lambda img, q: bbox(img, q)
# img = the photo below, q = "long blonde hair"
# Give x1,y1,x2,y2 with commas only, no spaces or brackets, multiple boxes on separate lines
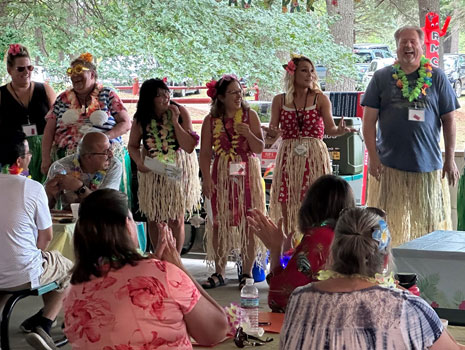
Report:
283,55,321,106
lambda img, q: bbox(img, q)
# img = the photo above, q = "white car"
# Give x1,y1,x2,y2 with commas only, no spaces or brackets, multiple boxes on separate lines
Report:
361,57,395,90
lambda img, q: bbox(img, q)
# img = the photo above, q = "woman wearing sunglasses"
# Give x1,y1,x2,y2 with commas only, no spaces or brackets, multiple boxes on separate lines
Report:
41,53,132,203
280,207,465,350
0,43,56,182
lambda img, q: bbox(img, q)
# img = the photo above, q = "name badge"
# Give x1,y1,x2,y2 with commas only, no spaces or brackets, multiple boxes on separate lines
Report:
408,108,425,122
229,162,246,176
22,124,38,137
294,144,308,156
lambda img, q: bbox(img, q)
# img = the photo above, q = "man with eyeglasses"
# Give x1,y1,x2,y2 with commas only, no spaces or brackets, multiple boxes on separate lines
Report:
44,131,122,210
0,130,72,350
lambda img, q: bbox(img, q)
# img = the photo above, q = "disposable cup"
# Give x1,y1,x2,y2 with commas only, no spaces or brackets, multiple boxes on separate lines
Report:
70,203,80,220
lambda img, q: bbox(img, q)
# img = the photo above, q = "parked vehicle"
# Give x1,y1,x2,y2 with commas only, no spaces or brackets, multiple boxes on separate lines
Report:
315,64,326,91
354,44,393,89
361,57,395,90
444,53,465,98
168,79,201,97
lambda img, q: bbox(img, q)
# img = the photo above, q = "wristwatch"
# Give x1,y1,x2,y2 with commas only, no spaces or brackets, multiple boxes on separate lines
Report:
75,184,87,195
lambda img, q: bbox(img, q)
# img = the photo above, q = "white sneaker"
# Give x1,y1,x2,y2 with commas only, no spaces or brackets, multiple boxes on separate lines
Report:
25,326,58,350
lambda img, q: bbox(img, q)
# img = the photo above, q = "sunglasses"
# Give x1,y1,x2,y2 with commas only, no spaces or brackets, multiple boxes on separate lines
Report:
15,65,34,72
67,64,90,76
234,327,273,348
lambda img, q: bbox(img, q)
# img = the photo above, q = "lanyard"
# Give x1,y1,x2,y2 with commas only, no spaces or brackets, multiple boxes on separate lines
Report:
292,89,310,133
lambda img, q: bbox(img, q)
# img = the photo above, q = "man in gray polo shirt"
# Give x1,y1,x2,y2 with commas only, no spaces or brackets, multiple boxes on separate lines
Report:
362,25,459,245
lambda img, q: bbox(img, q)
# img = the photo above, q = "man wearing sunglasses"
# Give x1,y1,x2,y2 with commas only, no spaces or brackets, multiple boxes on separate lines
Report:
44,132,122,210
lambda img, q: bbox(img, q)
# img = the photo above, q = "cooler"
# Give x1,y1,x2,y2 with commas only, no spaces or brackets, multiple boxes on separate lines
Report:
323,117,364,175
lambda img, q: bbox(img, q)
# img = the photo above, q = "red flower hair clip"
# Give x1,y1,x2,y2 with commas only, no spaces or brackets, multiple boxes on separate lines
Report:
283,60,296,75
8,44,21,56
206,79,218,99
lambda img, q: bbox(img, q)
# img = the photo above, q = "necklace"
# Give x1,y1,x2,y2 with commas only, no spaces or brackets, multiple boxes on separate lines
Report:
146,109,177,163
1,163,23,175
212,108,243,160
317,269,396,289
10,82,32,124
392,56,432,102
71,156,106,191
292,89,310,133
74,84,96,114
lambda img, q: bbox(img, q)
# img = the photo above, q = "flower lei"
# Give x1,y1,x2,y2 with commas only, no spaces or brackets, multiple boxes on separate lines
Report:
1,164,23,175
317,269,396,289
67,83,102,116
71,156,106,191
212,108,243,160
147,110,177,163
392,56,433,102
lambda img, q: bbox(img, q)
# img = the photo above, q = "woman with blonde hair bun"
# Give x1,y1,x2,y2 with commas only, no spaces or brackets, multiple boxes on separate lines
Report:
281,207,465,350
266,53,355,251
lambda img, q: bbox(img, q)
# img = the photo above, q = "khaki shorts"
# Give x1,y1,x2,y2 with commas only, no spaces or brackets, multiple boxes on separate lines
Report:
39,250,73,292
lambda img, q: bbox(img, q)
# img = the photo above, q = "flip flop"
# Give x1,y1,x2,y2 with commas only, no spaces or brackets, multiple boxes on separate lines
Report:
202,273,227,289
238,273,253,290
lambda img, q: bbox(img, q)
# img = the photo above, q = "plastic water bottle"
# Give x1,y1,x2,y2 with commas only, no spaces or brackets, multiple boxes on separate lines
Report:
240,278,260,335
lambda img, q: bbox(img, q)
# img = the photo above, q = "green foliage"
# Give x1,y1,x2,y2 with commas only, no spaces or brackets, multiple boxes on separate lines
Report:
0,0,353,95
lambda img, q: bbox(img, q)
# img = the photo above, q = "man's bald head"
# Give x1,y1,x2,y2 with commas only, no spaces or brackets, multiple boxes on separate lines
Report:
78,132,109,155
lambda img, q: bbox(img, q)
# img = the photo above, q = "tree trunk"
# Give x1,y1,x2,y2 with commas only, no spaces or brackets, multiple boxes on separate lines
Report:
325,0,355,91
443,6,459,54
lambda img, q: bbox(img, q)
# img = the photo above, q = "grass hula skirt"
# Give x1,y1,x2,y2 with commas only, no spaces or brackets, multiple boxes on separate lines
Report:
367,166,451,246
138,150,201,221
269,137,331,241
205,156,266,267
27,135,45,183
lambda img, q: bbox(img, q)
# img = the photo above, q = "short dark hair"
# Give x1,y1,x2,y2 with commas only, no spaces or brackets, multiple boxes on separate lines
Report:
0,130,27,167
133,78,181,131
298,175,355,231
210,76,249,118
70,189,144,284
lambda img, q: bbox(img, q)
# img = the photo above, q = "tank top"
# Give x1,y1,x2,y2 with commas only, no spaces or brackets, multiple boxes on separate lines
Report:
0,83,49,135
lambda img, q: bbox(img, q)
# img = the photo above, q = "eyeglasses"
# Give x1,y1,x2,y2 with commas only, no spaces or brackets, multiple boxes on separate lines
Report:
87,147,112,157
66,64,90,76
226,89,243,96
15,65,34,73
20,151,32,158
234,327,273,348
155,90,172,99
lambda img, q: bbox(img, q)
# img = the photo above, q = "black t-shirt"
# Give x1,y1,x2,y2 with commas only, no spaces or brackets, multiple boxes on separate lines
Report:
0,82,50,135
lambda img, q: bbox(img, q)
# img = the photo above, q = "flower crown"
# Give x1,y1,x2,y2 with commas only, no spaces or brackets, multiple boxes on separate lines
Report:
8,44,22,56
282,53,302,75
372,219,391,251
206,74,238,99
79,52,93,63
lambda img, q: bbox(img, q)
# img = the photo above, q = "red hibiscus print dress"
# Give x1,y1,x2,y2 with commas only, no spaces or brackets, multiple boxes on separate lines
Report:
64,259,200,349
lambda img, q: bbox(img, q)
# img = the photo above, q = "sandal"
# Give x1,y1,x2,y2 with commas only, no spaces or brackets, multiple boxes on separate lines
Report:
202,273,227,289
238,274,253,290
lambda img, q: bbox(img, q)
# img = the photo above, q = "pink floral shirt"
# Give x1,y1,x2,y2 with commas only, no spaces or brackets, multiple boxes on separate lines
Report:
63,259,201,350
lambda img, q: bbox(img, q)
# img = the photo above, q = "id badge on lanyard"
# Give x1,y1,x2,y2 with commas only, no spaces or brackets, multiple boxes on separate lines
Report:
22,123,38,136
408,103,425,122
229,162,246,176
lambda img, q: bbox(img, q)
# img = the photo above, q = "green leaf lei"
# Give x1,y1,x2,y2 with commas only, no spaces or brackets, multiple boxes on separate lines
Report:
392,56,433,102
149,109,176,164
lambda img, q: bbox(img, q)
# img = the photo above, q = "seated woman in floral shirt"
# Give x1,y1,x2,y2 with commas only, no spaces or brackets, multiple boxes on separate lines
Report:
63,189,228,349
248,175,355,312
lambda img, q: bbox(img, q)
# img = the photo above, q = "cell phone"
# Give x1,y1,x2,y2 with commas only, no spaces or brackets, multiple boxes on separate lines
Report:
58,218,73,224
